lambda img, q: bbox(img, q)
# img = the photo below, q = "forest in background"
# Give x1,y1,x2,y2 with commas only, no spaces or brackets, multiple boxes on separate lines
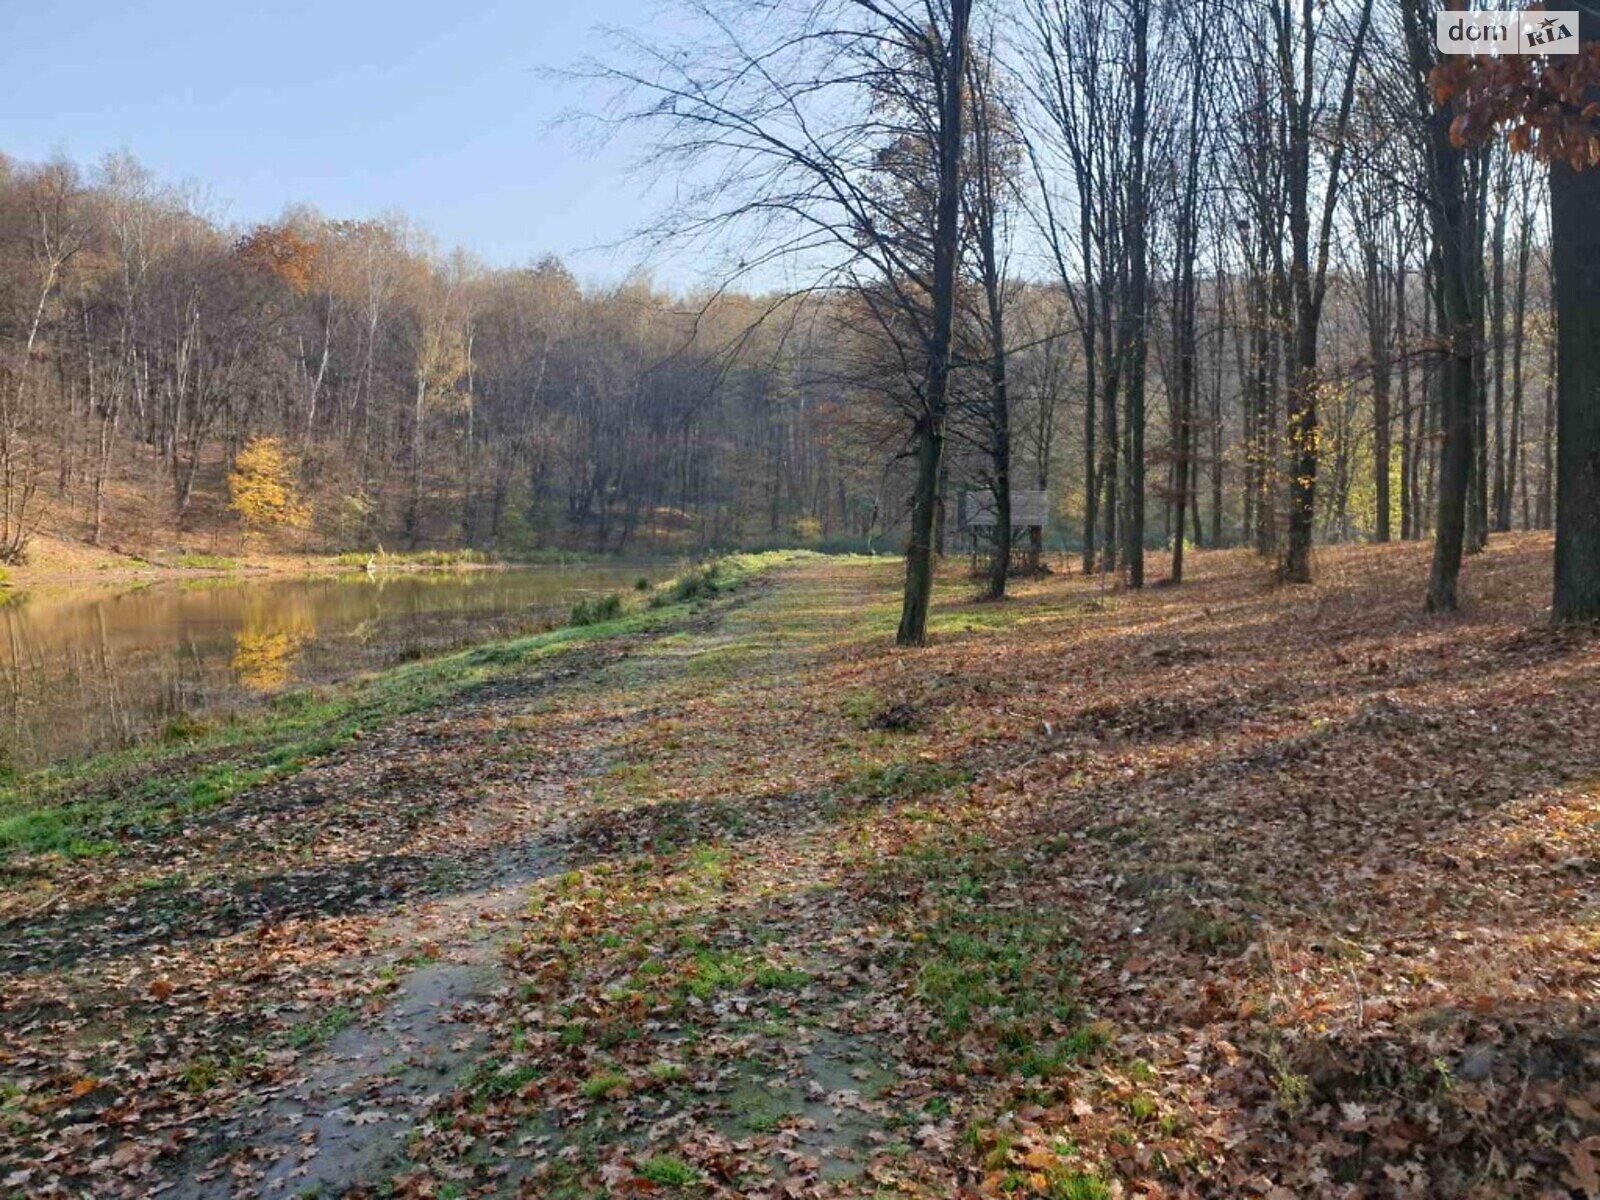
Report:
0,137,1560,564
0,159,895,560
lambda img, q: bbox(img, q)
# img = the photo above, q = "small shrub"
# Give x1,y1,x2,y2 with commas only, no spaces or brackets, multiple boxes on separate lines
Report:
1267,1043,1311,1115
570,593,623,626
790,515,823,543
162,712,217,743
634,576,651,591
229,436,311,542
648,561,723,608
333,491,378,548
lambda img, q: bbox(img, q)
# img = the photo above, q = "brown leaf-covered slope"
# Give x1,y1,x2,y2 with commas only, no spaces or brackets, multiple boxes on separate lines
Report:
2,537,1596,1199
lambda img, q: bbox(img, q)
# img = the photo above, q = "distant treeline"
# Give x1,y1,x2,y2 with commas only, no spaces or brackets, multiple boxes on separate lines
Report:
0,154,914,559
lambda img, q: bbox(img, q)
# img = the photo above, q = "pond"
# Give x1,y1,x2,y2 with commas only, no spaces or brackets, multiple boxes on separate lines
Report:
0,564,658,772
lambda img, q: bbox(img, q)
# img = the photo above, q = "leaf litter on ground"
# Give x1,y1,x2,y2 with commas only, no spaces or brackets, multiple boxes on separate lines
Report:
0,535,1596,1198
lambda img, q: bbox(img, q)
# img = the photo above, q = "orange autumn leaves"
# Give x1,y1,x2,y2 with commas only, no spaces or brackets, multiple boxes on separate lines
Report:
233,224,321,295
1434,44,1600,169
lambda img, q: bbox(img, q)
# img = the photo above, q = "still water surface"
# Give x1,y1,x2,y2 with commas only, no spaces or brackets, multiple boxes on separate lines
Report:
0,565,654,771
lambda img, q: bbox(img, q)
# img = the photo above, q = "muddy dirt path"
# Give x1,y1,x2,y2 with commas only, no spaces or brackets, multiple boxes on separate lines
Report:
172,852,560,1199
0,588,770,1200
163,608,763,1198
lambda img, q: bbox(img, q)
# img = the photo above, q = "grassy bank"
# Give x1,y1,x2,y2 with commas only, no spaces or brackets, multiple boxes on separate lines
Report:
0,551,803,862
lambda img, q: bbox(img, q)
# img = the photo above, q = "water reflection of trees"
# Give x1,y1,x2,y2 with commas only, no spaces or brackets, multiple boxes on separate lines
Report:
230,597,318,692
231,629,313,692
0,567,647,769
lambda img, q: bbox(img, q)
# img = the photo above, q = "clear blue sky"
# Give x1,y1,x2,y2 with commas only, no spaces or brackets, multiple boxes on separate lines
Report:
0,0,681,285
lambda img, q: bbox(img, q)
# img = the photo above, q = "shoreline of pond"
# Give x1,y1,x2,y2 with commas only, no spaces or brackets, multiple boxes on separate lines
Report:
0,545,684,602
0,551,799,858
0,559,700,774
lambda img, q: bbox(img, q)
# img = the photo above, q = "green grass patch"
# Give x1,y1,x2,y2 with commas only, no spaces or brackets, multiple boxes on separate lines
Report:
647,1060,686,1084
161,712,221,743
1040,1170,1114,1200
581,1069,628,1100
865,828,1085,1045
289,1005,354,1049
176,553,238,571
847,759,971,803
675,947,809,1003
469,1060,540,1099
838,687,885,726
1127,1093,1158,1123
645,551,805,609
635,1156,700,1188
913,908,1080,1036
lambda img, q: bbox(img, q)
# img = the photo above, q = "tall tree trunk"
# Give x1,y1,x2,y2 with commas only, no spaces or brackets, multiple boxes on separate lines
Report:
968,48,1012,601
1466,152,1491,553
1122,0,1150,588
1170,30,1206,582
1081,274,1098,574
986,379,1012,600
1550,5,1600,620
1367,253,1394,543
1282,316,1319,581
1506,204,1530,532
900,416,944,644
897,0,970,647
1538,327,1555,530
1489,155,1511,531
1422,252,1440,531
1102,361,1119,574
1421,113,1475,611
407,374,427,548
1210,318,1224,547
1398,258,1415,540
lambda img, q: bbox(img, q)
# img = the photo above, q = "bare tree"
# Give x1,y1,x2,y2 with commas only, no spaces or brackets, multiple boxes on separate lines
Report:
1,161,88,561
963,32,1020,599
1400,0,1476,612
589,0,973,645
1268,0,1376,583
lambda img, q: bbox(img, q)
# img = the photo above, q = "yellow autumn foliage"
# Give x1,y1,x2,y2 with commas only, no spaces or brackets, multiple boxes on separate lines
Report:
228,436,311,540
